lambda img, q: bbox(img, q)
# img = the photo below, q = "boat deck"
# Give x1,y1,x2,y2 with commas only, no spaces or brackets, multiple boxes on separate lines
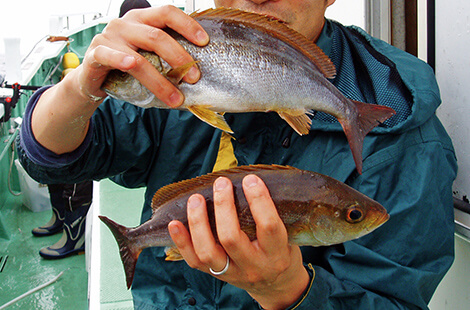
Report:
89,179,144,310
0,177,144,309
0,190,87,309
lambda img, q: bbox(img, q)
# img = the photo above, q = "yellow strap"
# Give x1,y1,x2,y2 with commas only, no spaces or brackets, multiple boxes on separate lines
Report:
291,264,315,310
212,132,238,172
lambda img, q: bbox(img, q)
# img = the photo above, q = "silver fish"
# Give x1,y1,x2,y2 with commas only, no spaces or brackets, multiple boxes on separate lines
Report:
102,8,395,174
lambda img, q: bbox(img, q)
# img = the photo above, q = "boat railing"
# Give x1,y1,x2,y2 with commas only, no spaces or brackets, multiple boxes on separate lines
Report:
3,11,111,89
49,12,105,35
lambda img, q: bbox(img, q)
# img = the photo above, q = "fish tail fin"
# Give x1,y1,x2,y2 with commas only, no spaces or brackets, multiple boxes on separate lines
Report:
98,215,142,289
353,100,396,134
340,101,396,174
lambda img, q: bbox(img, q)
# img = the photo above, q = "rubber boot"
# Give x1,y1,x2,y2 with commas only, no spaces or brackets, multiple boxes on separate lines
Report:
39,202,90,259
32,189,65,236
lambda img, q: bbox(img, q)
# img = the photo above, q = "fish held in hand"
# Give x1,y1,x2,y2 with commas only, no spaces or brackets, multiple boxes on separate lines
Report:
103,8,395,174
99,164,389,289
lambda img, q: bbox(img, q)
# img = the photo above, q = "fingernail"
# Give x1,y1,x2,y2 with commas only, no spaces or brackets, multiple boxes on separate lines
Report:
187,66,200,82
195,30,209,44
244,175,258,188
168,223,179,235
188,195,201,209
214,177,229,191
121,55,135,68
169,91,183,107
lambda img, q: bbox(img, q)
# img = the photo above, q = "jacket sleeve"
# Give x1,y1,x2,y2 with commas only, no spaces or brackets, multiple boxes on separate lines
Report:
17,90,167,186
291,118,457,309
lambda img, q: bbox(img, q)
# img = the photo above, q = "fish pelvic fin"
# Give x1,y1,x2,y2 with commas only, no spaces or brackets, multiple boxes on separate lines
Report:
340,101,396,174
166,61,199,85
188,106,234,133
277,111,313,135
165,246,184,261
98,216,142,289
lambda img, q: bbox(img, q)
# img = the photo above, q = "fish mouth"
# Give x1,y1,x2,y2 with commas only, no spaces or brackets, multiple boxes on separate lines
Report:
365,212,390,232
374,212,390,228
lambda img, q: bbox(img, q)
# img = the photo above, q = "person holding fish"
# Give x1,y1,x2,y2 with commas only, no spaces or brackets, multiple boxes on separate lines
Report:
17,0,457,309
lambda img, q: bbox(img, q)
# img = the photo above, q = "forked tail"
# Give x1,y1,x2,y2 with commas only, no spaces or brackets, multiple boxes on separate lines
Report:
339,101,396,174
99,215,142,289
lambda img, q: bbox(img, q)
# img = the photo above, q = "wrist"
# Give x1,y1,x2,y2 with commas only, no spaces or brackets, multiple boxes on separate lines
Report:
31,70,98,154
252,264,313,310
66,68,106,108
285,264,315,310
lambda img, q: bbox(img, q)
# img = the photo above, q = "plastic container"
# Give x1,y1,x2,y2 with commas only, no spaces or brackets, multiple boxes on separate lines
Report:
14,159,51,212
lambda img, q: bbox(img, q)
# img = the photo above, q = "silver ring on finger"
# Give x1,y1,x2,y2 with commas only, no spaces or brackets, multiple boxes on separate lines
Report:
209,255,230,276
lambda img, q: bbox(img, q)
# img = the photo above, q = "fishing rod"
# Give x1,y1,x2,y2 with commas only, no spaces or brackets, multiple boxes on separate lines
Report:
0,77,41,122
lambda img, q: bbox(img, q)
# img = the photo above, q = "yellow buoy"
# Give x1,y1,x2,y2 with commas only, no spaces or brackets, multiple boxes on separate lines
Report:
63,52,80,69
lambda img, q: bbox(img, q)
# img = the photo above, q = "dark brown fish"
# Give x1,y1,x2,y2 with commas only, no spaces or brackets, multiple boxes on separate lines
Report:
99,165,389,289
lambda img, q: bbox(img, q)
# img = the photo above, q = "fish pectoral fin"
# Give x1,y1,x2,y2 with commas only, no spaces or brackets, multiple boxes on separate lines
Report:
277,111,312,136
166,61,199,85
165,246,184,261
188,106,234,133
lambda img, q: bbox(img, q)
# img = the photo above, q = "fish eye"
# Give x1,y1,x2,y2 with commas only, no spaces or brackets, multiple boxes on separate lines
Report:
346,206,364,223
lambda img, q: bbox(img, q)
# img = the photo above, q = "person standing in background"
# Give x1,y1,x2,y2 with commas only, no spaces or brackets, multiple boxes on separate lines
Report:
32,181,93,259
119,0,151,18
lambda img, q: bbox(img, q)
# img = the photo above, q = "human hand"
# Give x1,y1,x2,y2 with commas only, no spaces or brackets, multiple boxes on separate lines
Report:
168,174,311,310
71,5,209,107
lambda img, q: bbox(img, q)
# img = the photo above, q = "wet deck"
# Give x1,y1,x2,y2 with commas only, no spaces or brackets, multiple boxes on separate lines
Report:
0,192,87,309
0,177,144,309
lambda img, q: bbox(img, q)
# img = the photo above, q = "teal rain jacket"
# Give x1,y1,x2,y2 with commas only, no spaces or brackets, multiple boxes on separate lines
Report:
18,19,457,309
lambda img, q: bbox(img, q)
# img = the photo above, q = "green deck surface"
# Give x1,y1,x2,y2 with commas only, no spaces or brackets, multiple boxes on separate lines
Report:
0,193,88,309
97,179,144,310
0,176,144,309
0,21,135,309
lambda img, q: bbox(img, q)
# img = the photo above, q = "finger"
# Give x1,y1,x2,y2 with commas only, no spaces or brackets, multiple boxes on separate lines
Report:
124,6,208,83
88,40,185,107
97,6,209,105
187,194,228,272
73,46,134,102
133,6,209,46
168,220,201,267
116,23,199,83
213,177,252,260
86,45,136,71
127,51,185,107
242,174,288,253
83,45,136,84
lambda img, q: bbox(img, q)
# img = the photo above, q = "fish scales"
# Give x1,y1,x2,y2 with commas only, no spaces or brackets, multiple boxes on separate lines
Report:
151,23,339,113
103,7,396,174
99,164,389,289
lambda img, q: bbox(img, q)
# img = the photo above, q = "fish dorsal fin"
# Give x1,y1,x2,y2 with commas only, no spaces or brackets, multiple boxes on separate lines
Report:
190,7,336,79
151,164,300,208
